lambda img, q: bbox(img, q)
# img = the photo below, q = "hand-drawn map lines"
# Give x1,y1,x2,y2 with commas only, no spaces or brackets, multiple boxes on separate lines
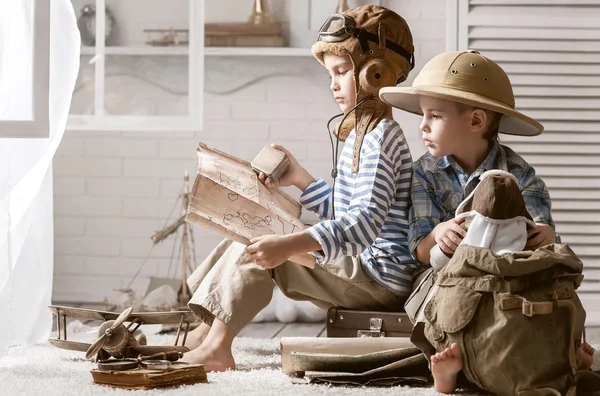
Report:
223,212,275,235
209,159,301,236
212,160,262,200
213,160,241,190
221,213,299,236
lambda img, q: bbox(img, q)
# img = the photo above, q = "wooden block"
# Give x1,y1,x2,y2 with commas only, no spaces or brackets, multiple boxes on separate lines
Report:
251,145,289,182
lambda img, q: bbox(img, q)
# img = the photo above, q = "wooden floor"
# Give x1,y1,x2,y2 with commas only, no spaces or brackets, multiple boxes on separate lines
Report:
52,302,327,339
54,301,600,344
238,322,326,338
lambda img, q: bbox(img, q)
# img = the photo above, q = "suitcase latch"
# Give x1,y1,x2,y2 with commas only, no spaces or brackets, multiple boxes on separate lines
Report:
357,317,385,338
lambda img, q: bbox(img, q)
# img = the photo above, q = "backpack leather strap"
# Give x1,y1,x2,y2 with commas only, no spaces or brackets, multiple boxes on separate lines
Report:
500,288,572,316
499,296,555,317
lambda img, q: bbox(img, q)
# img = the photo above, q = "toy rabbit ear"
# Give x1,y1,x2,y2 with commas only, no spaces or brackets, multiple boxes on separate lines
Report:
456,169,535,223
456,191,474,216
479,169,518,184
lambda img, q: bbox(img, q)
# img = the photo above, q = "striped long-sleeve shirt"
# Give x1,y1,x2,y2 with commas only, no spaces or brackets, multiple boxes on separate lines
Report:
299,119,418,296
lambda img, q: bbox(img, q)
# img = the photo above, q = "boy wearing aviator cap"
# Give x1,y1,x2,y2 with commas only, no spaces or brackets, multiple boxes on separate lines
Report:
380,50,562,393
179,6,418,372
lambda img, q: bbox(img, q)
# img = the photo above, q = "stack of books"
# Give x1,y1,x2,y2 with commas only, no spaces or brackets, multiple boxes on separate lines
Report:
90,362,207,390
205,22,285,47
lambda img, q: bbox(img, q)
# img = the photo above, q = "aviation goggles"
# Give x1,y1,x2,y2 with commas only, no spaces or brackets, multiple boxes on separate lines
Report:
316,13,414,69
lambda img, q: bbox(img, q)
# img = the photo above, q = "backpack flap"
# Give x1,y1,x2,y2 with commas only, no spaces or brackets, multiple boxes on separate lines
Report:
404,268,436,325
423,285,481,345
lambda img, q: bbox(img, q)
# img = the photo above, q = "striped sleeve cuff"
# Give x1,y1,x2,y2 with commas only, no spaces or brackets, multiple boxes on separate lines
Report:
306,224,334,265
300,179,331,211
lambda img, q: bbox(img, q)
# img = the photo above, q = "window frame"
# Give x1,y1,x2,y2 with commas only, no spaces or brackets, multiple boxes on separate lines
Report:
66,0,205,132
0,0,51,139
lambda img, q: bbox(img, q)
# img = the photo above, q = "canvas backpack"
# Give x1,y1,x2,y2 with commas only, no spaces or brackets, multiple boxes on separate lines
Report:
409,243,600,396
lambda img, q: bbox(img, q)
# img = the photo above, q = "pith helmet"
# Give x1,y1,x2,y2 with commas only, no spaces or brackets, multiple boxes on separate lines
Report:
380,50,543,136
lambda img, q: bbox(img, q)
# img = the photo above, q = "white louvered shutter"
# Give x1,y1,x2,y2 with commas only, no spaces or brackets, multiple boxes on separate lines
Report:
451,0,600,323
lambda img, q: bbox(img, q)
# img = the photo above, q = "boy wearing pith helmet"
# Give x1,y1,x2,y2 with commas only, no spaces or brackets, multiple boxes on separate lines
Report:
380,50,560,393
380,50,558,264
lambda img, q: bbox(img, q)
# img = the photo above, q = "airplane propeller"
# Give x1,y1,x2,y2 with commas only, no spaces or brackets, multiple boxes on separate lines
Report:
85,307,133,360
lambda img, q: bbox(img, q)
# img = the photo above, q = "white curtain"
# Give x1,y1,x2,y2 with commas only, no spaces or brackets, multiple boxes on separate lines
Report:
0,0,80,357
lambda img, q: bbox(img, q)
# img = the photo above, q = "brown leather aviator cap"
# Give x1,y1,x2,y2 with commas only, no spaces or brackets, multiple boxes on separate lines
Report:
312,5,415,172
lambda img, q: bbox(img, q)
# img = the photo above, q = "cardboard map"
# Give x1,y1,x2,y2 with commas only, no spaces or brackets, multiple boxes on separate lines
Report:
185,143,315,268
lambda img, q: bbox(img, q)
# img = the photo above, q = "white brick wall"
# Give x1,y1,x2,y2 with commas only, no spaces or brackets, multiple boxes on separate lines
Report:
53,0,442,303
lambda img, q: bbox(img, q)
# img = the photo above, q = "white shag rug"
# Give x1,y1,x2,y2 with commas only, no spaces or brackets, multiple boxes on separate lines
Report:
1,322,599,396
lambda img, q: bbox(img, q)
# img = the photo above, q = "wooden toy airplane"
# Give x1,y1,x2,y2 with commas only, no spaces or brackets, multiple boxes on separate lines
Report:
48,305,196,361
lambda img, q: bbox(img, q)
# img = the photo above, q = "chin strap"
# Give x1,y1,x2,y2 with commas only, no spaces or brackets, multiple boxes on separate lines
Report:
351,100,376,173
335,96,388,173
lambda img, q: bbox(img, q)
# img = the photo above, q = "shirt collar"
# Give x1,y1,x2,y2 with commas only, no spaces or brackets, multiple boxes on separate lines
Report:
433,141,507,175
433,154,453,170
476,141,503,175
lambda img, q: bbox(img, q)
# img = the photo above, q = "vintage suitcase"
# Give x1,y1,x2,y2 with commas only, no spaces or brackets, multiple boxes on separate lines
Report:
326,307,412,338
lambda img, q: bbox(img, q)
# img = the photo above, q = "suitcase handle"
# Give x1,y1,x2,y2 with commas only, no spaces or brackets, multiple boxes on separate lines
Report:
357,318,385,337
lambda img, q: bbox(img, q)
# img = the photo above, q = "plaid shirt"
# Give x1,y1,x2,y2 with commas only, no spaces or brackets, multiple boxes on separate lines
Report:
408,141,558,257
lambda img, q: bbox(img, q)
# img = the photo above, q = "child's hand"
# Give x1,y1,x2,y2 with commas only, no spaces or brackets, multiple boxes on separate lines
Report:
525,223,556,250
258,144,315,191
245,234,292,269
432,218,467,255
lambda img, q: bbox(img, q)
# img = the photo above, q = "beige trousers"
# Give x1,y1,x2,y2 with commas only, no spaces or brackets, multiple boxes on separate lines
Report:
187,239,407,334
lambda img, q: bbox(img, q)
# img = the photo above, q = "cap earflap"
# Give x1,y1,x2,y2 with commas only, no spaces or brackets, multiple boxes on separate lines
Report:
358,23,405,95
359,58,397,95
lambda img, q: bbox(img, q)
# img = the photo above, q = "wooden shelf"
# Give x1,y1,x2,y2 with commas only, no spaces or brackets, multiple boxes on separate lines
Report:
81,46,187,56
80,46,312,57
205,47,311,57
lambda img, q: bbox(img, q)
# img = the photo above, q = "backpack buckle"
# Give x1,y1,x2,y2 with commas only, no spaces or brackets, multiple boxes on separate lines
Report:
522,300,555,316
522,300,533,317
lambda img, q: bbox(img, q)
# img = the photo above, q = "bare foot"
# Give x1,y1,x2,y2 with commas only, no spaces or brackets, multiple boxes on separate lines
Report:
431,343,463,394
578,342,595,371
179,318,236,372
180,345,235,372
184,322,210,350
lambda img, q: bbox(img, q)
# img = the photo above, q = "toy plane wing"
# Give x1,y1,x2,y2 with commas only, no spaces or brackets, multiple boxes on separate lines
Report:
48,305,197,324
